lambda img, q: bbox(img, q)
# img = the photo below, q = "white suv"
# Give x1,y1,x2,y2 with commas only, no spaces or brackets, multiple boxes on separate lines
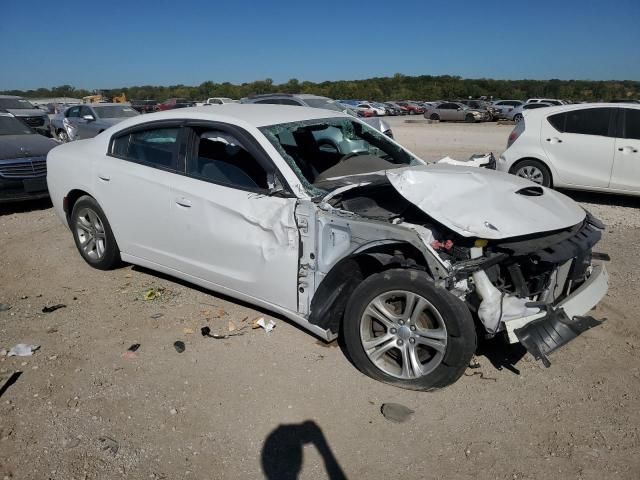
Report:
498,103,640,195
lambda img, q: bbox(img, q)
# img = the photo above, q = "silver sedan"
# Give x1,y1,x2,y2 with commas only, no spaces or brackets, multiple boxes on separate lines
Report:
424,102,486,122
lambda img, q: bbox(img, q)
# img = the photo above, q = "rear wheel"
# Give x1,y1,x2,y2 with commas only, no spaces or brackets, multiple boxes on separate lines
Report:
512,159,552,187
429,113,440,121
71,196,121,270
514,113,523,122
342,269,477,391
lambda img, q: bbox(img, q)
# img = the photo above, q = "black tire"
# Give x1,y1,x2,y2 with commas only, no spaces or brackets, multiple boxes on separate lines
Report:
57,129,69,143
70,196,122,270
514,113,523,123
429,113,440,121
465,113,475,123
510,158,552,187
342,269,477,391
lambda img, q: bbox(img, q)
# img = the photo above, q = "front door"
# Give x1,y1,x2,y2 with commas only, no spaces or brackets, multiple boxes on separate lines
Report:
170,123,299,310
77,106,97,139
541,107,615,188
610,108,640,192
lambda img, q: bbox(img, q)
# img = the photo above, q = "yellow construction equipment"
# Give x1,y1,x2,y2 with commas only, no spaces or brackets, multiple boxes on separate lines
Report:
112,93,127,103
82,95,104,104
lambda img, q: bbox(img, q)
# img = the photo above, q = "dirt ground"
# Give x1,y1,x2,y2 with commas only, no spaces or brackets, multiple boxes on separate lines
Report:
1,120,639,480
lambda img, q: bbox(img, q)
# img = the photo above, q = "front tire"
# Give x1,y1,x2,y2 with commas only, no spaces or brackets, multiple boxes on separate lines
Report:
343,269,477,391
465,114,475,123
429,113,440,121
71,196,121,270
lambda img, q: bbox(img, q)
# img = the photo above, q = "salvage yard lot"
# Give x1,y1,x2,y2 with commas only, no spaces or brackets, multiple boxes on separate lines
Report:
1,120,639,479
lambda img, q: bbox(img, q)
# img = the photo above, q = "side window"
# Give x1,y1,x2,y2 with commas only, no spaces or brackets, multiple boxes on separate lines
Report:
111,127,180,170
188,128,269,190
255,99,279,105
547,112,566,132
67,106,80,118
565,108,612,136
278,99,302,106
624,109,640,140
80,106,93,118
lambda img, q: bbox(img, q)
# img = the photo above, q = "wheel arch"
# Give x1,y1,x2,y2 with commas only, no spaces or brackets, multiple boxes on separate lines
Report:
308,242,432,334
509,157,555,187
64,189,94,227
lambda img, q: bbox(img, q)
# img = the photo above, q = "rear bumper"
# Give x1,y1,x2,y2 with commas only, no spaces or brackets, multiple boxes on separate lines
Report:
505,263,608,343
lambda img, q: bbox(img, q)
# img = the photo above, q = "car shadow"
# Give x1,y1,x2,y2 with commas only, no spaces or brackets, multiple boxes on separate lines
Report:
0,198,52,217
559,189,640,208
261,420,347,480
475,337,528,375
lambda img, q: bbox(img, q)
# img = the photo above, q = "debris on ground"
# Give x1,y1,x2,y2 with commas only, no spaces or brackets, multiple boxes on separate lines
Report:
251,316,264,329
0,303,12,312
42,304,66,313
173,341,185,353
200,325,247,339
469,357,481,369
98,436,119,456
256,318,276,333
464,371,497,382
46,326,58,334
143,288,161,301
169,407,178,415
0,371,22,399
150,313,164,319
381,403,415,423
182,327,194,334
228,321,236,332
122,343,140,359
8,344,40,357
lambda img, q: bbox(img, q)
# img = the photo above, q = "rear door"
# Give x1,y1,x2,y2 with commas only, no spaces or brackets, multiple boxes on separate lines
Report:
439,103,458,121
610,108,640,192
169,122,300,310
96,121,186,267
540,107,616,188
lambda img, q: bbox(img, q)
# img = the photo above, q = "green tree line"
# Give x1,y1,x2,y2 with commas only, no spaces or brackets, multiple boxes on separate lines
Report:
2,74,639,102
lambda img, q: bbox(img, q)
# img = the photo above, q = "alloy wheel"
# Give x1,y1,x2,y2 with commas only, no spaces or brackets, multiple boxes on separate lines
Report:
75,208,107,260
516,165,544,184
360,290,448,379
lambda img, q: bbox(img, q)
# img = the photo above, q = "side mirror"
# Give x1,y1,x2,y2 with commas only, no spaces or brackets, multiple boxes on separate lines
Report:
83,114,95,121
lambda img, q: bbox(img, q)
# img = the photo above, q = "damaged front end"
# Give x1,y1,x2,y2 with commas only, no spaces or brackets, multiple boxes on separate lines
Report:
309,170,608,367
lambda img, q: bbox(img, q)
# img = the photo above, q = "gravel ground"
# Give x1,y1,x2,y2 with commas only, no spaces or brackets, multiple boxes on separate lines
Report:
1,120,639,480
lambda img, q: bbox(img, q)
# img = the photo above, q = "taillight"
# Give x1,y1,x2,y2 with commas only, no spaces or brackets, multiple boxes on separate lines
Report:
507,121,525,148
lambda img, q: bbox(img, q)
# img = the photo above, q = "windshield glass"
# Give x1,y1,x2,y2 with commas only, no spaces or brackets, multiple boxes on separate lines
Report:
260,117,422,195
0,98,35,109
0,114,33,135
93,106,139,119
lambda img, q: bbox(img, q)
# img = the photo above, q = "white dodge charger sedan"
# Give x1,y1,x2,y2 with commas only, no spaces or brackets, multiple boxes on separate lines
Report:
498,103,640,195
47,105,608,390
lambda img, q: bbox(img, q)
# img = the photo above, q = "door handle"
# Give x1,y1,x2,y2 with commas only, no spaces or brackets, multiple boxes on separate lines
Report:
618,147,638,153
98,174,110,182
175,197,192,208
545,138,563,143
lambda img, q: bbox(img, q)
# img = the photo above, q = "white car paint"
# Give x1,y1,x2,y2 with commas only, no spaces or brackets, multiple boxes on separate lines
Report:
386,164,585,239
498,103,640,195
46,104,608,362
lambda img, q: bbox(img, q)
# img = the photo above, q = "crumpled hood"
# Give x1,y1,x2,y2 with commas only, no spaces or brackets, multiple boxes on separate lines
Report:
386,164,586,239
0,134,58,160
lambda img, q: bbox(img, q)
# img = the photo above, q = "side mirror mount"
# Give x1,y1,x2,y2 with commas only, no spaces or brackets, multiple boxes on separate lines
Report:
267,172,288,196
83,114,95,121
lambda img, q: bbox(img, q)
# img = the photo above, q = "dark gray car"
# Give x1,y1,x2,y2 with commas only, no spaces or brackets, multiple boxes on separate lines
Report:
0,95,51,137
51,103,139,142
0,112,58,203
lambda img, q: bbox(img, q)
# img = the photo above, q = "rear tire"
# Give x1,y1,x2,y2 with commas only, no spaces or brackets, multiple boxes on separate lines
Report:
511,158,552,187
342,269,477,391
429,113,440,121
514,113,523,122
70,196,121,270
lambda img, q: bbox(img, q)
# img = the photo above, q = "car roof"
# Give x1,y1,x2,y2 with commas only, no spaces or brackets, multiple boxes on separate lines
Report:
110,104,350,129
522,102,640,118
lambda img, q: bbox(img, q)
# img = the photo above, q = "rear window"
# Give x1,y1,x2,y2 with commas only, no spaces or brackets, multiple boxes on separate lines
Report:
111,127,180,170
624,108,640,140
547,108,612,136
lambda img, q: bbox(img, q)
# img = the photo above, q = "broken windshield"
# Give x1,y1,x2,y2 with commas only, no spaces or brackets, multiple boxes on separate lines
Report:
259,117,422,195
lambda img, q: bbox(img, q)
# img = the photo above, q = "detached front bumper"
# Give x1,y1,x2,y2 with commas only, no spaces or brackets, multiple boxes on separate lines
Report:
504,264,608,365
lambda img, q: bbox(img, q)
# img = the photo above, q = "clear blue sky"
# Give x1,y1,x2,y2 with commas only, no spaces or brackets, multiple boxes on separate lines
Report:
1,0,639,90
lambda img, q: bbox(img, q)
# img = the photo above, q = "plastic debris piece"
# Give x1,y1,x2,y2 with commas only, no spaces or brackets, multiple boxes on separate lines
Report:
8,344,40,357
174,341,185,353
121,343,140,359
143,289,159,301
183,327,194,334
150,313,164,319
201,325,246,339
127,343,140,352
381,403,415,423
98,436,119,456
251,316,264,329
42,304,66,313
257,318,276,333
228,321,236,332
0,303,12,312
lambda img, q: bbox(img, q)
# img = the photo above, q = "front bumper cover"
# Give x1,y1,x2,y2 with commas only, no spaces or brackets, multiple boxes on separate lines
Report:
504,263,608,365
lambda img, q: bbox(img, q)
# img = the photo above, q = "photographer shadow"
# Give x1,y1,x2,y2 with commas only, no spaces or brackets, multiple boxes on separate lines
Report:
261,420,347,480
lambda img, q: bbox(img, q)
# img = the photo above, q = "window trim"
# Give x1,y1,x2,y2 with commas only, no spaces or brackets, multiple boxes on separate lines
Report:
183,120,296,196
107,120,187,174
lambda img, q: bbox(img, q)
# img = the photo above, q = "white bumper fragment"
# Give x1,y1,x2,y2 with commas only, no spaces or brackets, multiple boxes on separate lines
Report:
504,264,609,343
